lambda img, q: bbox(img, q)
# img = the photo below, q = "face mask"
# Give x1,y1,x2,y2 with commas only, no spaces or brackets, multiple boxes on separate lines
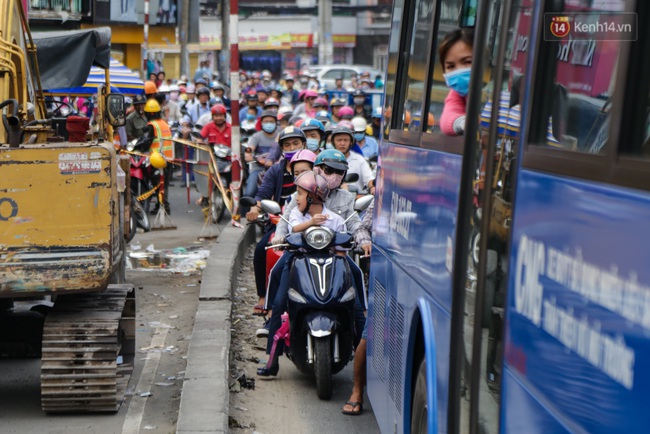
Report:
325,142,334,149
306,138,320,152
353,97,365,105
443,67,471,97
262,123,277,134
314,166,344,190
354,133,365,142
283,150,298,160
246,113,257,122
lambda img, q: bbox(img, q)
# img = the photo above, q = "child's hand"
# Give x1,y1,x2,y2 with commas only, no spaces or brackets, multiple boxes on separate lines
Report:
311,214,328,226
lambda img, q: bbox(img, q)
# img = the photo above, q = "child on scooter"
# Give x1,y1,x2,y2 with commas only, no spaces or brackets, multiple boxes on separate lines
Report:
289,170,346,246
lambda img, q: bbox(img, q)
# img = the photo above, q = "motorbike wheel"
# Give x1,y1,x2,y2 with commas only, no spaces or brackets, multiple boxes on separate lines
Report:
211,187,226,224
410,359,428,434
126,209,137,244
470,226,481,269
314,336,333,400
132,196,151,232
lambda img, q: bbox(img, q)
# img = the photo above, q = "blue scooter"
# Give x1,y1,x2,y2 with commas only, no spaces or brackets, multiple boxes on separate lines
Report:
260,195,373,400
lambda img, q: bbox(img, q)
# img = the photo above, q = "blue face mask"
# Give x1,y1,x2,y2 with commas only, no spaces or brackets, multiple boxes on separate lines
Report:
246,113,256,122
354,133,365,142
325,142,334,150
306,138,320,152
262,123,277,134
443,67,471,97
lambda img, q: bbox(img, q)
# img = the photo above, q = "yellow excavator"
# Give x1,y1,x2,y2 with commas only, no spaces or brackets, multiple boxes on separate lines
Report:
0,0,135,412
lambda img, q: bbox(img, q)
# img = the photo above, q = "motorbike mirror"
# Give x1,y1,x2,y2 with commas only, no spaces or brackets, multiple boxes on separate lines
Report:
260,199,282,216
347,184,359,194
126,139,137,151
345,173,359,183
240,196,257,207
106,93,126,127
354,195,374,212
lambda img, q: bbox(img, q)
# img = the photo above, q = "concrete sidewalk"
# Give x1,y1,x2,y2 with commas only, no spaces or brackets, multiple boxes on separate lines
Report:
176,222,256,434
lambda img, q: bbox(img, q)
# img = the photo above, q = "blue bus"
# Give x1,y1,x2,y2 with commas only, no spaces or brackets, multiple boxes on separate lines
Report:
367,0,650,432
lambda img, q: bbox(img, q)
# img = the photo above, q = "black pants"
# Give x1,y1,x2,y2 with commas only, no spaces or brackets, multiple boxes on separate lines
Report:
253,228,275,299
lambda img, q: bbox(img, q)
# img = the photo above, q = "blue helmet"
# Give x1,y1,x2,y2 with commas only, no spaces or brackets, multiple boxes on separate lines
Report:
315,148,348,171
301,118,325,135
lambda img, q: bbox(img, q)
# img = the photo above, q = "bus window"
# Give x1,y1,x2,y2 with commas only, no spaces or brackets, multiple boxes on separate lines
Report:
383,0,405,139
396,0,435,133
530,2,628,153
423,0,466,134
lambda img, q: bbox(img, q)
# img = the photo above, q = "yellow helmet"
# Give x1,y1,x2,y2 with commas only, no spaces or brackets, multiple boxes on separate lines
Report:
144,98,161,113
150,151,167,169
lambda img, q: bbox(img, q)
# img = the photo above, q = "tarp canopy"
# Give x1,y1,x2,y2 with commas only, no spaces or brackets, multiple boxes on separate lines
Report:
45,58,145,96
32,28,112,90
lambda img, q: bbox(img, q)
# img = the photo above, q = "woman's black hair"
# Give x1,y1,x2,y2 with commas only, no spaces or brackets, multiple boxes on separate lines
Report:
438,28,474,70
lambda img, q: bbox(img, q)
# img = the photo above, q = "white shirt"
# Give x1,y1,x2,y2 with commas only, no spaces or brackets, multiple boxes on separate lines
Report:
289,205,345,233
345,151,374,192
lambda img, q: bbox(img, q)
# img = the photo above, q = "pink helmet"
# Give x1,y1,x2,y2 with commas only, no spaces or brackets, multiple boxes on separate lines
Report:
336,120,353,129
312,97,329,109
294,170,330,203
338,106,354,119
289,149,317,173
305,89,318,99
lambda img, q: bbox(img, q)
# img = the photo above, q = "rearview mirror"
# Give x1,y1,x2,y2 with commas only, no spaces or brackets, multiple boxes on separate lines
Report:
260,199,282,215
240,196,257,207
106,93,126,127
345,173,359,183
354,195,373,212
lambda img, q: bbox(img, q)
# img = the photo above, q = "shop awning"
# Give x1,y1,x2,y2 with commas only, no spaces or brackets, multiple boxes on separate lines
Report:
45,58,145,96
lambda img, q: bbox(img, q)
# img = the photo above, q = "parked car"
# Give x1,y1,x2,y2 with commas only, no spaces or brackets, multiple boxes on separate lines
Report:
308,64,384,89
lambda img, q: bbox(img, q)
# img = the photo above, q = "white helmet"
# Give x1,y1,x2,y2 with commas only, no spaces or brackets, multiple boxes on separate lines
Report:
158,84,170,93
351,116,367,133
169,84,179,92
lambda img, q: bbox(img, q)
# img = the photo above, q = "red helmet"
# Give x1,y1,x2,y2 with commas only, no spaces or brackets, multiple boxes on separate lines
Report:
211,104,227,115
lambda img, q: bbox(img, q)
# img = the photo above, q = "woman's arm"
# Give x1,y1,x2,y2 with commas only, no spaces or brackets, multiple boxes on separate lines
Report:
439,89,467,136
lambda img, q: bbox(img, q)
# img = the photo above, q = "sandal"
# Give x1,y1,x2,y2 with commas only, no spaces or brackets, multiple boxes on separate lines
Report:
341,401,363,416
252,304,268,316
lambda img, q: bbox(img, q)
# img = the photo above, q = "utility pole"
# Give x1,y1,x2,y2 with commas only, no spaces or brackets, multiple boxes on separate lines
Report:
180,0,190,77
221,0,230,85
229,0,241,224
142,0,150,78
318,0,333,64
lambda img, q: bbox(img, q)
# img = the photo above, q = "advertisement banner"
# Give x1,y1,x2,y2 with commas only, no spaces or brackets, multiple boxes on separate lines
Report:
291,34,314,48
199,18,222,49
332,35,356,48
239,34,292,51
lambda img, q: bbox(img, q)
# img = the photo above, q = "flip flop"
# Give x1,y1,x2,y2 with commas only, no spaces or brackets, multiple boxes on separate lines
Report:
252,304,268,316
341,401,363,416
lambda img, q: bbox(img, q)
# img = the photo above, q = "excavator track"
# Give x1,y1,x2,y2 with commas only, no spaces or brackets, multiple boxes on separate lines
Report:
40,284,135,413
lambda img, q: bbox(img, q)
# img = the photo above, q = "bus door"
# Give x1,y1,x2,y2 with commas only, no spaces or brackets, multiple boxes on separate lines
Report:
446,1,535,433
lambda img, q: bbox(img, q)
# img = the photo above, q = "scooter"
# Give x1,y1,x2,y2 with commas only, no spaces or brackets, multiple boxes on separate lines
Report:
196,139,231,224
259,195,373,400
240,196,283,292
125,137,152,239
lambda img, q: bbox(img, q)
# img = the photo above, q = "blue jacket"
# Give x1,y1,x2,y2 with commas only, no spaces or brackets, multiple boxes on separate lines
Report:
254,158,290,204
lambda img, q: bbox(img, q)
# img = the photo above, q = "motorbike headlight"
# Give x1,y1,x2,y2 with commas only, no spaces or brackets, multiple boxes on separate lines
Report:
340,286,356,303
288,288,307,304
304,227,334,250
127,140,136,151
214,145,231,159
